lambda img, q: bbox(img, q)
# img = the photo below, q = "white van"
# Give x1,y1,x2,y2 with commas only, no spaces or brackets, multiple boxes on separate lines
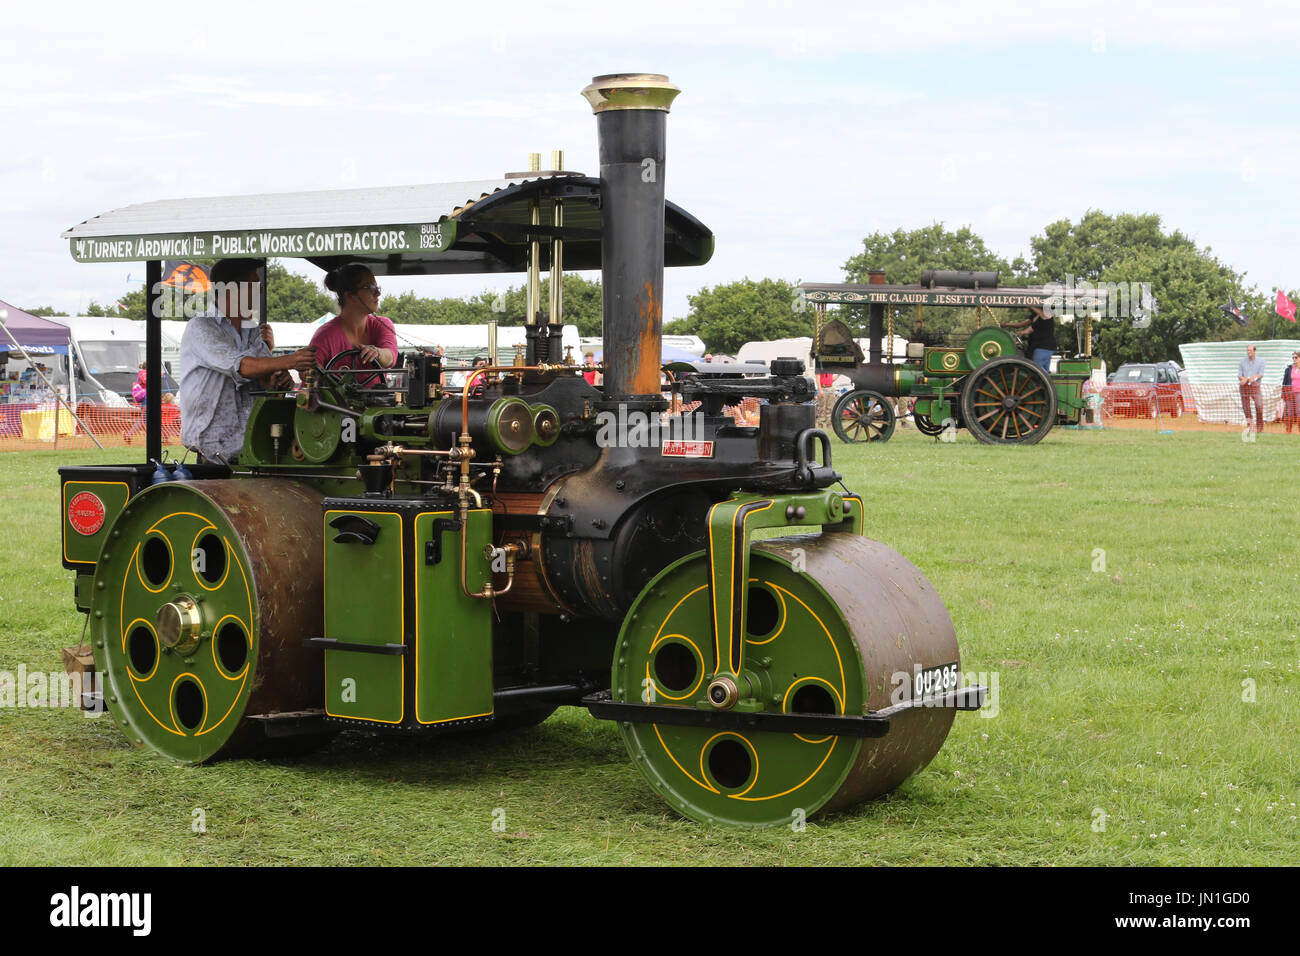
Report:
50,317,180,406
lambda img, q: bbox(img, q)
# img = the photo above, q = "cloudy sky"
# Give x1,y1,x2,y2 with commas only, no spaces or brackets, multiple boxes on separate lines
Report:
2,0,1296,321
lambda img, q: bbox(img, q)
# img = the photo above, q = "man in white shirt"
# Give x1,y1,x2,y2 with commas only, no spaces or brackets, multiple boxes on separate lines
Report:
1237,344,1266,432
179,259,315,461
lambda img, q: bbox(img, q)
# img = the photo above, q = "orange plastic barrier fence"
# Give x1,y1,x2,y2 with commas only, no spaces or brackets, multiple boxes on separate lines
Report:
0,401,181,452
1084,381,1300,434
3,384,1299,452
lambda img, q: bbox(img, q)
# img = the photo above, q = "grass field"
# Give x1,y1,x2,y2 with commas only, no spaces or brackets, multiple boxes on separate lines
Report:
1,427,1296,865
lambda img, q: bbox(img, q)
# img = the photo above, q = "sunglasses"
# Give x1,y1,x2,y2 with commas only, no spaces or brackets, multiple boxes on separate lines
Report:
357,284,381,295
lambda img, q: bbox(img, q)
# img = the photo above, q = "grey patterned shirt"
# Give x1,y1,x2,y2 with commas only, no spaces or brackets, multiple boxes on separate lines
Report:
179,308,271,461
1238,356,1265,382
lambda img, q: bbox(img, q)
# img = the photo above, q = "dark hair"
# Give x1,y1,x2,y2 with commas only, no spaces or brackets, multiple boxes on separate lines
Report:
210,259,260,285
324,263,374,307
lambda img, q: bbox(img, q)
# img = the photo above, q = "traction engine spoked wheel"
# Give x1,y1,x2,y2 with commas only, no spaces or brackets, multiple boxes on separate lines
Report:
832,390,896,444
612,533,959,826
88,480,327,763
959,357,1057,445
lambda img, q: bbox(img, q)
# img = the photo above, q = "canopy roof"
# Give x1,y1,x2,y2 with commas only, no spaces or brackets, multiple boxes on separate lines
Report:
63,174,714,276
0,299,72,350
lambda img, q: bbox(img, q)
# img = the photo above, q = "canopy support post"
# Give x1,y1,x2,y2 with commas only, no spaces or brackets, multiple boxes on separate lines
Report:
549,150,564,329
145,259,162,463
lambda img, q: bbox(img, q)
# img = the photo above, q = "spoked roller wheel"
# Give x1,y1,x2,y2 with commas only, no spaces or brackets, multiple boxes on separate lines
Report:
88,480,327,763
832,390,896,444
913,412,946,437
612,533,960,826
960,356,1057,445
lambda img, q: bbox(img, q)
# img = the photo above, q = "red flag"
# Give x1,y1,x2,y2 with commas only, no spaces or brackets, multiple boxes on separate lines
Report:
1276,290,1296,322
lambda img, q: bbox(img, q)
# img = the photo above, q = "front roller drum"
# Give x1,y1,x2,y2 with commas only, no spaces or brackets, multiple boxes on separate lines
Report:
87,480,325,763
612,532,959,826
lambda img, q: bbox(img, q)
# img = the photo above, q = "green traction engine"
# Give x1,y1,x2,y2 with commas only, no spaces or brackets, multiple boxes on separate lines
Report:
56,74,984,826
805,274,1103,445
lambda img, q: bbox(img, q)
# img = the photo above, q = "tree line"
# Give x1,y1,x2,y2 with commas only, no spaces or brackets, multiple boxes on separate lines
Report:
27,211,1293,370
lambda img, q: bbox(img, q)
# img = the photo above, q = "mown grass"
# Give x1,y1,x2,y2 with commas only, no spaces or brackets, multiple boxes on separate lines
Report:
1,427,1296,865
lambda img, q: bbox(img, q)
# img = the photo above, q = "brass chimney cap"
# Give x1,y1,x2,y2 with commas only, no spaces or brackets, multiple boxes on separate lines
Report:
581,73,680,113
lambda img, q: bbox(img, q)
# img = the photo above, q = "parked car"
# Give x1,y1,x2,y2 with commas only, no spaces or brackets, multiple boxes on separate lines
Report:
1103,362,1185,418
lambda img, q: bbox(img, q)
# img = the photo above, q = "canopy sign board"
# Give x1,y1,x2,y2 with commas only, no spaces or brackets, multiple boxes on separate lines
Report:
62,176,712,276
69,221,455,264
800,283,1109,311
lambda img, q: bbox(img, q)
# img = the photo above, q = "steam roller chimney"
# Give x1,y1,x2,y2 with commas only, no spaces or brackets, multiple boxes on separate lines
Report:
581,73,679,407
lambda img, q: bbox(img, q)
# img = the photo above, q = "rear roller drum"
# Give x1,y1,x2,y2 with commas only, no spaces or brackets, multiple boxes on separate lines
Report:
612,533,960,826
88,480,327,763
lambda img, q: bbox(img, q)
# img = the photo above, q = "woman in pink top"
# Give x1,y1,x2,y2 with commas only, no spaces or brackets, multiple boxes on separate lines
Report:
1283,351,1300,433
311,264,398,385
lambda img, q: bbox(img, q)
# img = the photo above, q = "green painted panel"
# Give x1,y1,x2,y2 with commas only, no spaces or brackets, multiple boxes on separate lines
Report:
62,480,132,566
324,509,405,724
1055,379,1086,422
925,348,968,376
413,510,494,725
914,397,954,423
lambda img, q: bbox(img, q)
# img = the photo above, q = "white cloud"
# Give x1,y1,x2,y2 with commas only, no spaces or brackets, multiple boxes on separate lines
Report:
6,0,1298,315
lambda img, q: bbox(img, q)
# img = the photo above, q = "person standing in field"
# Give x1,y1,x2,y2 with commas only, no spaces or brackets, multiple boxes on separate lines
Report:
1283,351,1300,433
816,370,835,429
1238,344,1266,433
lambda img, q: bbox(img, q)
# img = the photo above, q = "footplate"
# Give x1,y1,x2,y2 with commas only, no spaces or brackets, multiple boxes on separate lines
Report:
584,684,986,738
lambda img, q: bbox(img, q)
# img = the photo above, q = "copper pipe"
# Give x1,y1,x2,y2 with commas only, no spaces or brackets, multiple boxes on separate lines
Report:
454,364,561,600
367,442,464,461
464,542,521,600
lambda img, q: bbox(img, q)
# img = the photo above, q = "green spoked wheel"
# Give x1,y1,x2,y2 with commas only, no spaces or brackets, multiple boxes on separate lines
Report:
832,390,896,444
960,356,1057,445
612,533,960,826
89,480,325,763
